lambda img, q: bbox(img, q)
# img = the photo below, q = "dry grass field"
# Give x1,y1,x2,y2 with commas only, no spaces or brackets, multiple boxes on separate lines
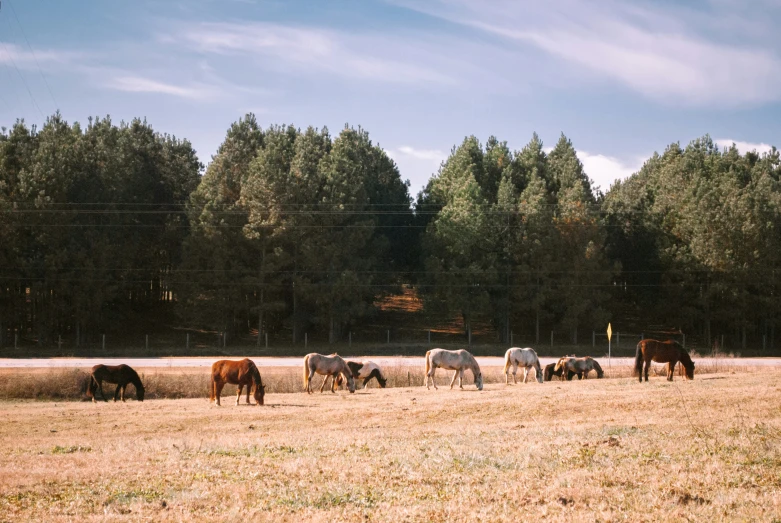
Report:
1,367,780,521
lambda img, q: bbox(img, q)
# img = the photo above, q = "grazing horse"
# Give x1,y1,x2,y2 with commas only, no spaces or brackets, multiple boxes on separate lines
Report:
210,359,265,406
634,339,695,382
303,353,356,394
503,347,543,384
424,348,483,391
554,357,604,380
334,361,387,389
87,364,145,403
543,362,580,381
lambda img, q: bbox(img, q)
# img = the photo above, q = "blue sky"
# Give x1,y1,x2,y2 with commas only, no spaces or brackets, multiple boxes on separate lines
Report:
1,0,779,196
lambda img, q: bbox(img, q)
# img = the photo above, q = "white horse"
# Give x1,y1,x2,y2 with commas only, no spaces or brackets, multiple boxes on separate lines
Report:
303,353,356,394
332,360,388,389
424,348,483,391
503,347,544,384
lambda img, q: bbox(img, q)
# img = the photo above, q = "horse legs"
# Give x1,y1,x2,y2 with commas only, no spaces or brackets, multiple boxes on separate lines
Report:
363,377,370,389
215,381,225,406
643,360,650,382
236,384,243,406
667,361,677,381
459,369,465,389
97,380,108,402
120,385,127,402
331,374,338,393
523,366,530,383
449,370,459,389
113,384,121,402
426,368,437,390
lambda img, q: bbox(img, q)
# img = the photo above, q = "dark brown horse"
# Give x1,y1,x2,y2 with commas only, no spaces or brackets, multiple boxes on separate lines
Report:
634,339,695,382
210,359,266,406
87,364,145,403
543,362,580,381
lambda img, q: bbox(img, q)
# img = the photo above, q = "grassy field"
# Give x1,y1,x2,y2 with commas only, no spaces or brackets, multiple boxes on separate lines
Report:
1,369,780,521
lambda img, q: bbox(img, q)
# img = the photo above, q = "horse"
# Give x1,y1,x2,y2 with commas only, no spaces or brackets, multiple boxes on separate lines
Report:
303,353,356,394
210,359,265,406
503,347,543,384
334,360,387,389
87,364,145,403
543,362,580,381
424,348,483,391
554,356,604,380
634,339,695,382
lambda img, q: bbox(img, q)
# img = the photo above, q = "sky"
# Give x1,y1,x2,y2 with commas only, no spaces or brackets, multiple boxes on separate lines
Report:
0,0,779,197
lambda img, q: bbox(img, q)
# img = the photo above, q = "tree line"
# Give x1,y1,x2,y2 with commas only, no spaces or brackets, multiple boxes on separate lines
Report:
0,113,778,350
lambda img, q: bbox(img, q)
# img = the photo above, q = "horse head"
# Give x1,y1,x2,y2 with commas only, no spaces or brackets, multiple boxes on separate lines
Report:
377,374,387,388
475,372,483,391
136,383,145,402
254,375,266,405
344,372,356,393
535,365,544,384
683,360,695,380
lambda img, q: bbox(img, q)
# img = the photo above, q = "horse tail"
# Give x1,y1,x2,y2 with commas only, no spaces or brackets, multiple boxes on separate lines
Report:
554,358,563,372
633,341,644,377
303,354,311,390
424,351,432,376
209,371,215,402
86,374,96,398
503,349,512,375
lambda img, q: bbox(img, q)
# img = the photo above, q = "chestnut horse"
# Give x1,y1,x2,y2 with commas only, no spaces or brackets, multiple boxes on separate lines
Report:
634,339,694,382
210,359,266,406
87,364,145,403
543,363,580,381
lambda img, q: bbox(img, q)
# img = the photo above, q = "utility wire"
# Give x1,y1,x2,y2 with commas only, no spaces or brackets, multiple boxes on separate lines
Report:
5,0,58,111
0,13,45,118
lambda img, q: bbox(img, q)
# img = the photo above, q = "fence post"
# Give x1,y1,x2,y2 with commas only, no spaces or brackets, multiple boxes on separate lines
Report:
616,332,620,349
682,333,686,349
102,334,105,351
428,330,431,344
349,331,352,348
592,330,595,348
186,333,189,351
305,333,308,349
721,334,725,352
58,335,62,351
14,331,18,349
641,333,644,341
510,331,513,347
265,333,268,349
763,334,766,352
145,335,149,351
550,331,553,349
468,326,472,346
407,371,411,387
387,330,390,344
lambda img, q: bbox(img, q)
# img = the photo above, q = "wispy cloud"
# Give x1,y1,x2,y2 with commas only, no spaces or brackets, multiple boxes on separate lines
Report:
397,146,447,161
0,41,79,67
166,22,459,86
103,75,215,100
715,139,775,155
392,0,781,106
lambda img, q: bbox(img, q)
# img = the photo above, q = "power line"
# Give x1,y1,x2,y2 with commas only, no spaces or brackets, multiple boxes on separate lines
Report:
5,0,58,111
0,12,45,118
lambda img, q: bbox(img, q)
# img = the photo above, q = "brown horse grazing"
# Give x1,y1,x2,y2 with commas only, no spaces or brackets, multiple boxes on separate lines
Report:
634,339,695,382
87,364,145,403
210,359,266,406
543,363,580,381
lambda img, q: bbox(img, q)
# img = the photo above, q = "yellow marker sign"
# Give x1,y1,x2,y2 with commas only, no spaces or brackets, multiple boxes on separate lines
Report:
607,323,612,341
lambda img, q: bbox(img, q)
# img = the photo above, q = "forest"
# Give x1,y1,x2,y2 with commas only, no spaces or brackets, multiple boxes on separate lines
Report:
0,113,779,352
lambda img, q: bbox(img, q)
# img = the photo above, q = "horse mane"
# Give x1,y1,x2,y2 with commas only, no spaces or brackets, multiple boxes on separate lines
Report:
128,367,144,392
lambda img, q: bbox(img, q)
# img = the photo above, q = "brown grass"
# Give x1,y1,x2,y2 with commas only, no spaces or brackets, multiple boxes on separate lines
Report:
1,369,780,521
